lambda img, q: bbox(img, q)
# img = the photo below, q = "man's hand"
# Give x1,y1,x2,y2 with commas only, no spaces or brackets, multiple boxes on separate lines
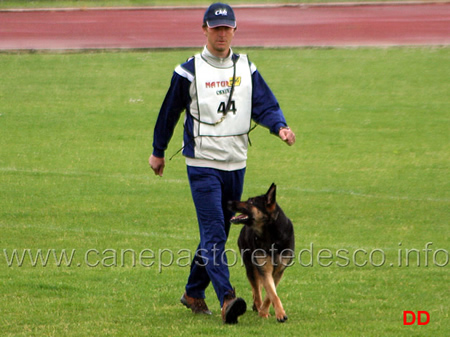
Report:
279,127,296,146
149,155,165,177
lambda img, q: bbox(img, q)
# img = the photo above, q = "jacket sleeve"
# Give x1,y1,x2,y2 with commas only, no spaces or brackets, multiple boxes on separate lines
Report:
152,71,191,158
251,69,287,134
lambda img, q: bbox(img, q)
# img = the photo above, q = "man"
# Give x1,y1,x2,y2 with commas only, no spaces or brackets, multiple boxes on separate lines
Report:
149,2,295,324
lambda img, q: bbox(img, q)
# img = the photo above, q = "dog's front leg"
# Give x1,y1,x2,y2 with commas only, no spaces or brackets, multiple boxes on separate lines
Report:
248,266,264,313
272,264,288,322
259,264,288,322
260,292,271,318
261,279,287,322
252,256,270,318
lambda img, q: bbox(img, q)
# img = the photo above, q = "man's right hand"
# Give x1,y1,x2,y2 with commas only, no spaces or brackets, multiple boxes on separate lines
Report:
149,155,165,177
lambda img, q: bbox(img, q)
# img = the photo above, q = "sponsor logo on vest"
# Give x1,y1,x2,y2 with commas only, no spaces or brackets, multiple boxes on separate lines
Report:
205,77,241,89
216,88,231,95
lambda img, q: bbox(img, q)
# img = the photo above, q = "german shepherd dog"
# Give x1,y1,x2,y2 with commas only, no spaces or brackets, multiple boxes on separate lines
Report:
228,183,295,322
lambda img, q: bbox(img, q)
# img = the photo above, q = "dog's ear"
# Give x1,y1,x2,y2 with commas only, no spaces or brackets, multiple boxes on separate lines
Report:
266,183,277,211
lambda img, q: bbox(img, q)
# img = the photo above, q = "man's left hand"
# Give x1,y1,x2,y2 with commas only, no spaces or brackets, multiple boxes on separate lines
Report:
279,127,296,146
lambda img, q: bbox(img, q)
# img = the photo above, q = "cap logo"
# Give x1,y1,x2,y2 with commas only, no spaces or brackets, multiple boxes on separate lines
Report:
215,8,228,16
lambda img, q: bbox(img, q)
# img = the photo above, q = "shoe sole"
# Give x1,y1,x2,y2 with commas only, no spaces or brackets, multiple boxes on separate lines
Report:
224,297,247,324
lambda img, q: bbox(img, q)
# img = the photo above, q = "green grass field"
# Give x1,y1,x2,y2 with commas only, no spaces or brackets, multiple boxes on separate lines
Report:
0,47,449,336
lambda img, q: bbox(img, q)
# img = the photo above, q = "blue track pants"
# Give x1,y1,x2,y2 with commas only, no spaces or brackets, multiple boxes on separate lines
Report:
185,166,245,307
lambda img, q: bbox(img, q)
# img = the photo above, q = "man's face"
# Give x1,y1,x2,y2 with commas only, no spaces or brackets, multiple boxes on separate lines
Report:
203,26,236,57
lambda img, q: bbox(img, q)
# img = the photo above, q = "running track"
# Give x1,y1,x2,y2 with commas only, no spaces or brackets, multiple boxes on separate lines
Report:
0,2,449,50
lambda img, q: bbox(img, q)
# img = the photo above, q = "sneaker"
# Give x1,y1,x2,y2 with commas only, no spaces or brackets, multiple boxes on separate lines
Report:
180,293,212,315
221,292,247,324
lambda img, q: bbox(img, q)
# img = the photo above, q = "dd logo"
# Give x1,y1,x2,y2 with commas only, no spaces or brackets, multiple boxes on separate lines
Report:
403,311,430,325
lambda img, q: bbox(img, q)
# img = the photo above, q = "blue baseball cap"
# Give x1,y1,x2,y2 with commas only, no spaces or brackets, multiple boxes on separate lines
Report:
203,3,236,28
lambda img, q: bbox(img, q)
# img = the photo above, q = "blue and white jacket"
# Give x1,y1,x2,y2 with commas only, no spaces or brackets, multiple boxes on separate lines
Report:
152,46,288,171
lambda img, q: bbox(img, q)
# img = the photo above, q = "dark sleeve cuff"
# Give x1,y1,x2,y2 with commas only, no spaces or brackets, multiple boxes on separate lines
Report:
271,122,288,135
152,149,165,158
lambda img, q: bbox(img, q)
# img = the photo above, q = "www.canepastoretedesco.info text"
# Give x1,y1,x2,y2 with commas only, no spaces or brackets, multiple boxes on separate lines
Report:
2,243,448,271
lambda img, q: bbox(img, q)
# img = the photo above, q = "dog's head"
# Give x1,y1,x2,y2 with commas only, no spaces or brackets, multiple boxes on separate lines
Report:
228,183,277,228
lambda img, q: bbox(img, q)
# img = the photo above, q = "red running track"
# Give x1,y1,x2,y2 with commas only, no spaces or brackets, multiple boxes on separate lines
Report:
0,2,449,50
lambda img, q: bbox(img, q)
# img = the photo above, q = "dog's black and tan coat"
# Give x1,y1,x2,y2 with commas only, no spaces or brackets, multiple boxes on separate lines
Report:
228,183,295,322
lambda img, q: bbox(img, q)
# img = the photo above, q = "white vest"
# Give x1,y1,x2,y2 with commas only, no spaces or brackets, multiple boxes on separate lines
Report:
184,52,254,170
193,54,252,137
